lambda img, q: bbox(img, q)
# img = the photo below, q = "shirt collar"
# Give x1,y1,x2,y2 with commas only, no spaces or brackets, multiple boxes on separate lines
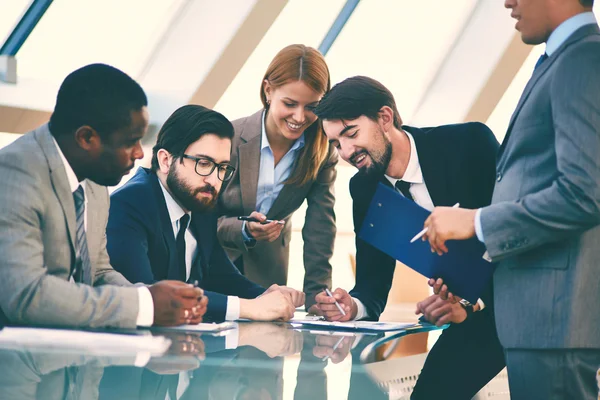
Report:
158,178,188,224
260,109,306,152
52,136,81,193
546,11,597,56
385,130,423,187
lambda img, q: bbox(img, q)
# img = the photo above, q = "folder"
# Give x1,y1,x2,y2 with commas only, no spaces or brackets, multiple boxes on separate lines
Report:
358,183,494,303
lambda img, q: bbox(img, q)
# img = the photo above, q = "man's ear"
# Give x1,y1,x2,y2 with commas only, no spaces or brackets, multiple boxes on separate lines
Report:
156,148,173,175
74,126,102,153
378,106,396,132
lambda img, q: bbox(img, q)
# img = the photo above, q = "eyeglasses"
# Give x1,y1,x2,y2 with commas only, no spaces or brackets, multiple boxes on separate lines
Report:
181,155,236,182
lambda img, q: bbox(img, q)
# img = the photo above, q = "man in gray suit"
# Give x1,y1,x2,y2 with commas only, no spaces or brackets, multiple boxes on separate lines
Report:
0,64,207,328
421,1,600,398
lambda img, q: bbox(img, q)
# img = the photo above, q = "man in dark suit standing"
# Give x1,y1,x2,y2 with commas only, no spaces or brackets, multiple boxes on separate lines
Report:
422,1,600,398
313,76,505,399
107,105,304,322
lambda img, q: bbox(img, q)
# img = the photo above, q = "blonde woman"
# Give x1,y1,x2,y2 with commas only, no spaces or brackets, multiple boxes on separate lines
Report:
218,44,337,309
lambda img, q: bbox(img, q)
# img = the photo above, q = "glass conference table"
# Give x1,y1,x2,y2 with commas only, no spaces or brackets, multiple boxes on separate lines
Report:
0,321,444,400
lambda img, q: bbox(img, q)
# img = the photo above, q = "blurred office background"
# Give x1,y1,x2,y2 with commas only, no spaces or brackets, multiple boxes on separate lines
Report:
1,1,598,398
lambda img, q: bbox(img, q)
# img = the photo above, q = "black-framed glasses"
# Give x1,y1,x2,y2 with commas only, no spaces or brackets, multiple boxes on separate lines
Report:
181,155,236,182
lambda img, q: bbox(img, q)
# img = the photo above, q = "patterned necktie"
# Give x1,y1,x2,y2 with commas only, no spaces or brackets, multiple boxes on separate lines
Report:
72,185,92,285
176,214,191,282
534,52,548,71
395,180,413,202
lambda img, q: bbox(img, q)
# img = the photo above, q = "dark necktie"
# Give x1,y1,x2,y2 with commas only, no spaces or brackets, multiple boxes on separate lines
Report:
176,214,191,282
534,52,548,71
395,180,413,202
72,185,92,284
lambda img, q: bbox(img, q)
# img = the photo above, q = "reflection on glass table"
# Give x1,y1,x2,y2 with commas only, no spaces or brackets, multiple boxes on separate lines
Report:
0,321,444,399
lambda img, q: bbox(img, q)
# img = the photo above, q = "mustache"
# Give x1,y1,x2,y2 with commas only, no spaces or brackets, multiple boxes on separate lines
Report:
194,184,217,197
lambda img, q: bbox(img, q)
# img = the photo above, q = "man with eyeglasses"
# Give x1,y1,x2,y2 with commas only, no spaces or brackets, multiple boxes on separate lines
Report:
107,105,303,322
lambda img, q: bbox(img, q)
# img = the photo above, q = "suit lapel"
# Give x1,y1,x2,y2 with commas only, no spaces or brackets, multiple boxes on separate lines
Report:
35,126,78,261
407,126,452,207
499,24,600,157
265,171,308,219
238,111,263,215
147,170,179,280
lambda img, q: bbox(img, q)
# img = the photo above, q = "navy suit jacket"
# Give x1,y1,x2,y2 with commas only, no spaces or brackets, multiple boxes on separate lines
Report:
349,123,499,320
107,168,265,321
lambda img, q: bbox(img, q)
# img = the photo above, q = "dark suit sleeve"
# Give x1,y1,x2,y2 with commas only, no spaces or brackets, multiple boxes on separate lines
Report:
347,177,397,320
202,238,265,321
106,191,156,285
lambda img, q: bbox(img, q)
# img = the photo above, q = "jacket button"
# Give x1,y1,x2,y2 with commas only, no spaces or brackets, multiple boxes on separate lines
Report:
496,173,502,182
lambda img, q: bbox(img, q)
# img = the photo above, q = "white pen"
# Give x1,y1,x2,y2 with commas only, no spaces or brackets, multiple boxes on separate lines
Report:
409,203,460,243
325,288,347,316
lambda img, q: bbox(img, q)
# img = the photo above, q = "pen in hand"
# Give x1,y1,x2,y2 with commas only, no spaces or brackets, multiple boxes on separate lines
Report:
325,288,347,316
237,216,285,225
409,203,460,243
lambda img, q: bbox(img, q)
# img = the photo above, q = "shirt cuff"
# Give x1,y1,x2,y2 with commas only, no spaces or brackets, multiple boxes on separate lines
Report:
225,326,240,349
352,297,369,320
225,296,241,321
475,208,485,243
136,287,154,327
477,298,486,311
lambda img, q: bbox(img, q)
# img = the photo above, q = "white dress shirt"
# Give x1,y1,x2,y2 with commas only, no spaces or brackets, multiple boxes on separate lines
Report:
52,137,154,326
353,132,483,320
158,180,241,320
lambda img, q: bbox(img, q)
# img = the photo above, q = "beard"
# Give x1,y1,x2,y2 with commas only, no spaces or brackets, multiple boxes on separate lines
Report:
166,163,218,213
355,127,392,178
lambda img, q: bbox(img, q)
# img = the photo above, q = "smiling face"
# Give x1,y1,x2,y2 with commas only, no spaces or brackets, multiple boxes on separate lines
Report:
263,80,322,142
322,115,392,177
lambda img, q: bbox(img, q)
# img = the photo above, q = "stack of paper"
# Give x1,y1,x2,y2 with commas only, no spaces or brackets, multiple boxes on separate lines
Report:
0,327,171,356
290,319,416,332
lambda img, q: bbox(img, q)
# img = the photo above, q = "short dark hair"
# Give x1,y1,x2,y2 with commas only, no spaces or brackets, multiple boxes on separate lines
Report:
151,104,234,170
314,76,402,129
580,0,594,7
49,63,147,137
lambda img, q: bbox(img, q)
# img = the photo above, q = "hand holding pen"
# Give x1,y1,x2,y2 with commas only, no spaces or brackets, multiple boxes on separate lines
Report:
314,288,354,322
239,211,285,242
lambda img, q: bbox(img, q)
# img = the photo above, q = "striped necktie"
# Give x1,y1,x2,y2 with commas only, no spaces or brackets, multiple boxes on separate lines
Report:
73,185,92,284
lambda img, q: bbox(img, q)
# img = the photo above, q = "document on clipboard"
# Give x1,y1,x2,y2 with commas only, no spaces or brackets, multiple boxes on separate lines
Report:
358,183,494,303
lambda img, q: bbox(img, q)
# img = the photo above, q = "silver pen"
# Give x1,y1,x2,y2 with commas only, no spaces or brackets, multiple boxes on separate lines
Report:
410,203,460,243
325,288,346,316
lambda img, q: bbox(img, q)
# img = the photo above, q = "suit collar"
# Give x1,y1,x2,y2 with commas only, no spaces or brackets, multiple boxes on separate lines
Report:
240,110,263,143
545,12,597,56
34,125,78,255
238,110,263,214
402,126,451,206
157,177,189,225
502,23,599,155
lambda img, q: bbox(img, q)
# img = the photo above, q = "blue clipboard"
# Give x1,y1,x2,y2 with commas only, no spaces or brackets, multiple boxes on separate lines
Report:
358,183,494,303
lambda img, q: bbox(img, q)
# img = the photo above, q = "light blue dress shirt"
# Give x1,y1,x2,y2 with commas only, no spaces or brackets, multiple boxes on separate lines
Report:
475,11,598,242
242,111,305,241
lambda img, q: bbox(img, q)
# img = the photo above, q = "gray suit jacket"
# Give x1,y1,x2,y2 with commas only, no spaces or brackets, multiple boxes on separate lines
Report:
217,110,337,306
481,24,600,349
0,124,140,328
